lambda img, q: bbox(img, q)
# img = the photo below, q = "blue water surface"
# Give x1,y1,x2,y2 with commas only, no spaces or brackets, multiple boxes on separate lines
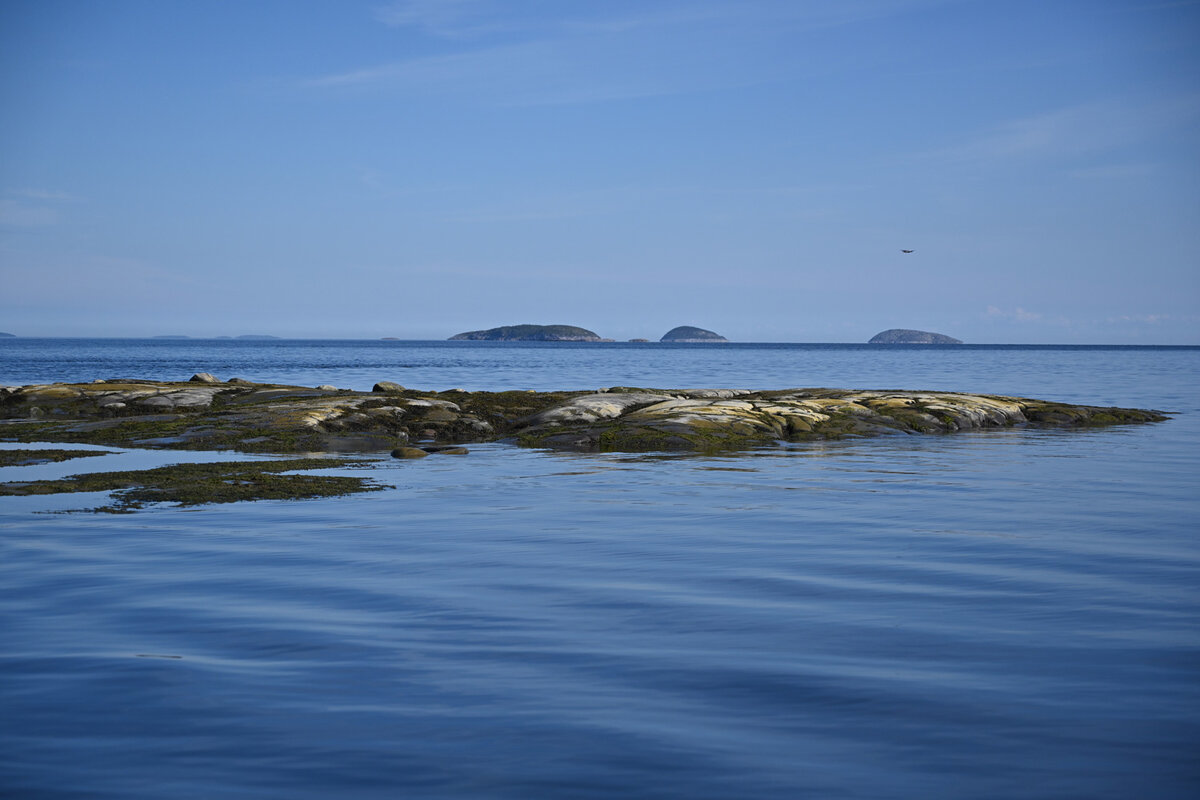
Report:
1,340,1198,799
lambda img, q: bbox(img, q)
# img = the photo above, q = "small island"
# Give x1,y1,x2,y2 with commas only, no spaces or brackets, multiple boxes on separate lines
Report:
0,377,1167,510
449,324,606,342
661,326,727,343
869,329,963,345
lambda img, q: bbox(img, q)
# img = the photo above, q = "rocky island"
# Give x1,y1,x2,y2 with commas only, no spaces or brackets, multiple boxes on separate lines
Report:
0,377,1167,510
661,326,727,343
450,324,606,342
869,329,963,344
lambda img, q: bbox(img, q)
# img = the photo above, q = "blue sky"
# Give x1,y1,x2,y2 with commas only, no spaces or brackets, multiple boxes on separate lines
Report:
2,0,1197,342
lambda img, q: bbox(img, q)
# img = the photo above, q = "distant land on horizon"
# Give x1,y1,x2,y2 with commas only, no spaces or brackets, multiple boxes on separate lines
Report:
661,326,727,343
869,328,963,345
449,324,609,342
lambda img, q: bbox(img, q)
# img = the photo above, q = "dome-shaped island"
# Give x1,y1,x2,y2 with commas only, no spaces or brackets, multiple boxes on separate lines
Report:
661,326,727,343
869,328,962,345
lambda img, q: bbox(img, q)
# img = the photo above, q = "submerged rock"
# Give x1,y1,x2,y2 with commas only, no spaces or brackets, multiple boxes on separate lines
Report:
391,447,429,459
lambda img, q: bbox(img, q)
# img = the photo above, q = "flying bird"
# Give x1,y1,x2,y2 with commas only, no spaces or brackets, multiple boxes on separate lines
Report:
900,249,914,253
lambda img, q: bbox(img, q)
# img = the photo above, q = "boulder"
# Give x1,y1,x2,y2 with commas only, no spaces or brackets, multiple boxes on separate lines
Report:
373,381,406,393
189,372,221,383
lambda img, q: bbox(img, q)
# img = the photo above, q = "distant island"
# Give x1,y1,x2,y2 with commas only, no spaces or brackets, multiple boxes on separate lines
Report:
449,324,607,342
661,326,727,343
235,335,280,340
869,328,963,345
0,331,15,337
154,335,190,339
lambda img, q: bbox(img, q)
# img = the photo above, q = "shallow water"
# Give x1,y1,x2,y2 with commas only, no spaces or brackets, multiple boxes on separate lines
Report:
2,341,1198,798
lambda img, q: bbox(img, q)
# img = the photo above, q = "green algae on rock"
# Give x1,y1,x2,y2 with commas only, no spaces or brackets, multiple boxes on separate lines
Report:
0,448,116,467
0,379,1169,457
0,458,390,512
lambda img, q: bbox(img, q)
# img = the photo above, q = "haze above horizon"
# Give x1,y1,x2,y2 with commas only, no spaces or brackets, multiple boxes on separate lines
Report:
2,0,1197,344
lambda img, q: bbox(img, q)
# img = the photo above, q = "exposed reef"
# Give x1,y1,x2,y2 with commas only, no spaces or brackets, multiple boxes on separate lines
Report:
870,328,963,344
0,448,115,467
449,324,606,342
661,326,727,342
0,457,389,512
0,378,1167,456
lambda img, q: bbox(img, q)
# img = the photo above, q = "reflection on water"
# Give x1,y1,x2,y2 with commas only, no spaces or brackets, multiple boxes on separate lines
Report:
2,422,1198,798
3,342,1198,798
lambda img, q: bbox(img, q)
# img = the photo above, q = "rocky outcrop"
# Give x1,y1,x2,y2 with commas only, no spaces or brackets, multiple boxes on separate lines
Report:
450,324,605,342
0,379,1167,455
869,329,962,344
661,326,727,342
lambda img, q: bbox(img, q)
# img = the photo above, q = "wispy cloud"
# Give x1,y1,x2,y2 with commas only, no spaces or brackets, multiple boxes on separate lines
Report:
371,0,943,40
374,0,523,39
987,305,1044,322
1107,313,1173,324
925,94,1200,166
0,190,80,228
322,0,954,104
304,35,759,106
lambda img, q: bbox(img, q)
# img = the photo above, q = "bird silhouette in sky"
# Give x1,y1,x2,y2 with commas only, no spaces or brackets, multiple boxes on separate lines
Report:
900,249,915,253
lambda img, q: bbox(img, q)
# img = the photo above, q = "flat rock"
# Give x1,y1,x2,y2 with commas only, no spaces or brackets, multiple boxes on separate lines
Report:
0,379,1168,456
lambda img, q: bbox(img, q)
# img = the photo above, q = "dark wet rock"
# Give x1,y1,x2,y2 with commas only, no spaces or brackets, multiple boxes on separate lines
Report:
869,329,963,344
421,445,469,455
391,447,430,459
661,326,727,342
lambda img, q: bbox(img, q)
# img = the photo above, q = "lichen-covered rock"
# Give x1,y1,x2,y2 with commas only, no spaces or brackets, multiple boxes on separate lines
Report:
0,379,1167,456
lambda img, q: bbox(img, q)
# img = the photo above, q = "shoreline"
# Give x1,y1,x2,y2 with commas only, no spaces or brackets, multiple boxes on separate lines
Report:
1,378,1169,455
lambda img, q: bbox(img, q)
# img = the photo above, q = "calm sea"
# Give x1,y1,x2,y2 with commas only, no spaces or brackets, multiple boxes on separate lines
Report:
2,339,1198,799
